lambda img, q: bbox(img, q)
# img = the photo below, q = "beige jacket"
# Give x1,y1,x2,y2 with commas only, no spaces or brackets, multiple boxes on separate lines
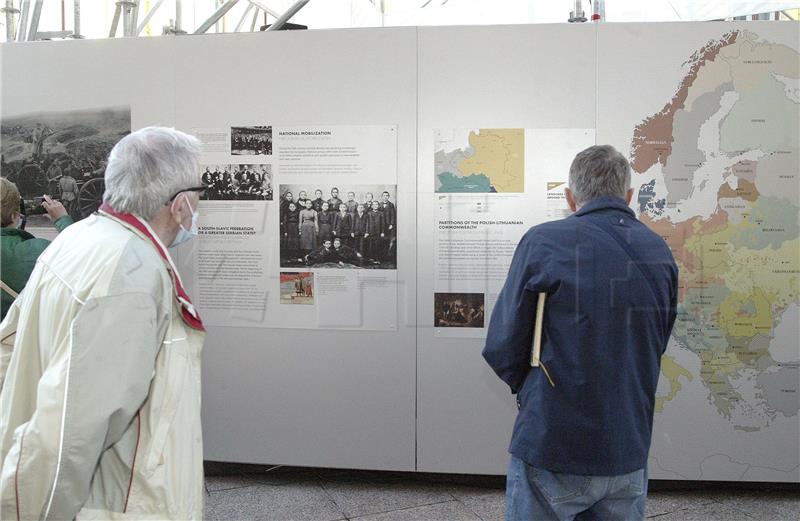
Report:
0,210,205,520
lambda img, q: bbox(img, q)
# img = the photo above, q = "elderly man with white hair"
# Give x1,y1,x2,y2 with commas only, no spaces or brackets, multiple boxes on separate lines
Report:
0,127,207,520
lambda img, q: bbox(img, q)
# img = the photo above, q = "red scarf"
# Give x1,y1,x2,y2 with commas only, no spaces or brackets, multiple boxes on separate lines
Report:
99,203,205,332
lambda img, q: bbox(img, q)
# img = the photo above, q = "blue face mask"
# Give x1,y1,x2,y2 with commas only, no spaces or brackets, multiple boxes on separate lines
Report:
169,194,198,248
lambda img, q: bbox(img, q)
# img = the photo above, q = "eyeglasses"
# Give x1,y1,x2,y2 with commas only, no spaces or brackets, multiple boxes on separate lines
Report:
166,185,208,204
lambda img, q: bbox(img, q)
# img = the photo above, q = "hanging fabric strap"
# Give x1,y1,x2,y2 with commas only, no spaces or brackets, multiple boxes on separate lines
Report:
583,214,669,337
98,204,205,332
0,280,19,299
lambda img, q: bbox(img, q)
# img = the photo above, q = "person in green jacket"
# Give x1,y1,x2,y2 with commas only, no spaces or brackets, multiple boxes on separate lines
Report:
1,177,73,320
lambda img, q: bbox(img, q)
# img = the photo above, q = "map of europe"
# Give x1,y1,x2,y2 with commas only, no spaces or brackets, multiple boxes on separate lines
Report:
632,30,799,433
434,128,524,193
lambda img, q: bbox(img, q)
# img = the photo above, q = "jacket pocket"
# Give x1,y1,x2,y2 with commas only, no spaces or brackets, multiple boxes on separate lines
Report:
141,329,191,477
0,303,19,388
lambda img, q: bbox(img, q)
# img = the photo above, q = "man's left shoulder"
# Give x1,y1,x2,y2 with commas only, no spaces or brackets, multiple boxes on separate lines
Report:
522,218,575,245
626,218,677,261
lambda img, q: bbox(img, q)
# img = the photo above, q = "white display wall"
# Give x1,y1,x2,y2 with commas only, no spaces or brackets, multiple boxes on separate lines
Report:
1,21,797,482
416,24,598,474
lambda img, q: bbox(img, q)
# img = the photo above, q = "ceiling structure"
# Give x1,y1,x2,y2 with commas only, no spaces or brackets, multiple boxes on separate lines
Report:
1,0,798,43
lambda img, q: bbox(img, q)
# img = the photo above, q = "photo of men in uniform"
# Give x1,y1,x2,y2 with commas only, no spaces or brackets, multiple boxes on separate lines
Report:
231,126,272,155
200,164,272,200
0,106,130,224
280,272,314,305
434,293,485,328
279,184,397,269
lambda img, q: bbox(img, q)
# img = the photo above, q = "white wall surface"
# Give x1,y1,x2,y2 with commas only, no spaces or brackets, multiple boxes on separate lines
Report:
2,21,797,480
415,23,597,474
171,28,419,470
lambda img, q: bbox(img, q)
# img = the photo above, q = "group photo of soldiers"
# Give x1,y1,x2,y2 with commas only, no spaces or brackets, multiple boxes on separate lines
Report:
279,184,397,269
231,126,272,155
434,293,485,328
200,164,273,200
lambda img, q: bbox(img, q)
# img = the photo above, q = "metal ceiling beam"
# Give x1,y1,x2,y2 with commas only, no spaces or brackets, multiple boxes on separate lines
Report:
135,0,165,35
108,3,121,37
16,0,30,41
174,0,183,32
130,0,140,34
25,0,42,41
248,0,280,18
234,2,253,31
36,29,72,39
70,0,83,38
194,0,239,34
250,4,259,31
121,1,131,36
1,0,19,41
266,0,310,31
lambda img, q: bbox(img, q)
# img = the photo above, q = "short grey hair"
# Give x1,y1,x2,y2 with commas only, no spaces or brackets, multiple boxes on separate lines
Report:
103,127,201,220
568,145,631,206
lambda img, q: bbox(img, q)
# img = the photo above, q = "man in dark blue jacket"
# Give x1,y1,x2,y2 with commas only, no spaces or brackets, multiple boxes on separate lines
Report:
483,145,678,521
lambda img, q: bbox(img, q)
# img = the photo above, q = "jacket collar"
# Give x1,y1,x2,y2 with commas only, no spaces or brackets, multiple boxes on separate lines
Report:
574,196,636,219
0,227,36,240
98,204,205,332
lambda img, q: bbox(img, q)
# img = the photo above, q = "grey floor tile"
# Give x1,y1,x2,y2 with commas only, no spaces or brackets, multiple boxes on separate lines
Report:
205,467,318,493
205,461,283,476
206,482,346,521
203,467,798,521
243,468,321,487
447,485,506,503
645,490,718,517
458,496,505,521
645,500,755,521
350,500,482,521
322,479,455,518
447,485,506,521
707,491,800,521
317,468,411,484
206,474,266,492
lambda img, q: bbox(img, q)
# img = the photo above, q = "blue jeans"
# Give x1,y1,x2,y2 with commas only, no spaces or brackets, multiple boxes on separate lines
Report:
506,456,647,521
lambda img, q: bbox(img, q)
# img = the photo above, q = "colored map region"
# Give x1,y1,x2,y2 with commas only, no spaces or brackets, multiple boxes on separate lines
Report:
633,30,799,433
434,128,524,193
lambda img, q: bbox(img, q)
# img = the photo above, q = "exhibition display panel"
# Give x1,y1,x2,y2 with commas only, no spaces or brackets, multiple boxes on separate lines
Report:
1,21,797,482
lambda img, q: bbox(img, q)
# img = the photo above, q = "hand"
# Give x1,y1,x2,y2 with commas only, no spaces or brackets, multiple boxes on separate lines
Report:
389,225,393,230
42,195,67,220
381,233,385,237
364,233,369,238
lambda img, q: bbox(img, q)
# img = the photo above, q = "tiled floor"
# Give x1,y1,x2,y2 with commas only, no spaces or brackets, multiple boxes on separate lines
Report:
204,463,799,520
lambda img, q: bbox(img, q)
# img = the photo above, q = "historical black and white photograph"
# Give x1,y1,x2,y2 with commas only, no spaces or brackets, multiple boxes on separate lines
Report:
0,106,130,223
434,293,485,328
231,126,272,155
200,163,273,200
279,184,397,269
